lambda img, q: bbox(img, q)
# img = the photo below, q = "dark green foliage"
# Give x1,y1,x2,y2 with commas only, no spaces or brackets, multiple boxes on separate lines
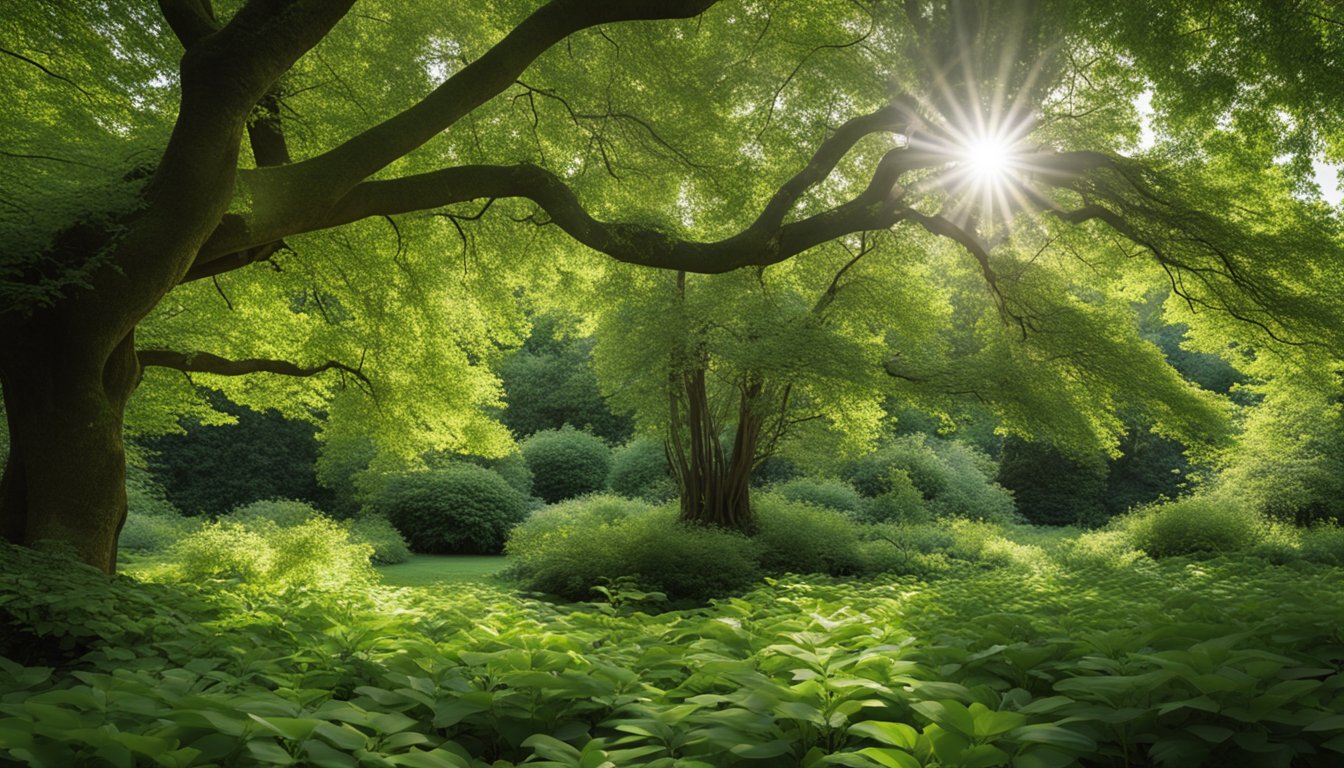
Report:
0,542,210,667
847,435,1017,523
520,426,612,504
856,470,931,524
1103,428,1192,515
1121,496,1263,558
369,465,531,554
429,449,535,497
607,437,676,501
315,434,378,518
1297,525,1344,566
997,436,1108,526
143,393,329,516
752,494,865,576
506,496,759,601
751,455,802,487
499,315,632,443
771,477,864,515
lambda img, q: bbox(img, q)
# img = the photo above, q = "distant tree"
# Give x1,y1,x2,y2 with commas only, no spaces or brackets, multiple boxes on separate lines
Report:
498,315,631,443
143,393,329,516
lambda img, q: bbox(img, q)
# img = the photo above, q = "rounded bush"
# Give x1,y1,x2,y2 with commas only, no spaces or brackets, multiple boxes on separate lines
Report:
608,437,676,502
856,469,930,524
347,514,412,565
119,511,196,554
369,464,530,554
520,427,612,504
752,494,864,576
844,435,1016,524
506,496,759,602
1122,497,1263,558
772,477,864,515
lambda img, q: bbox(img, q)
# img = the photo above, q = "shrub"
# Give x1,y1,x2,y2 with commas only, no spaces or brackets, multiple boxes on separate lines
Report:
224,497,320,527
348,514,412,565
1121,496,1263,558
753,494,864,576
855,469,929,524
169,516,376,590
520,426,612,503
844,435,1017,523
1300,525,1344,566
120,463,196,553
431,450,535,497
997,436,1108,526
119,511,197,554
857,539,952,579
506,496,759,602
608,437,677,502
772,477,864,515
369,464,531,554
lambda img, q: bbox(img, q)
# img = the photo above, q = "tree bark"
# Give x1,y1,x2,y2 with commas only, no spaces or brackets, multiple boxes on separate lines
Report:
668,366,764,534
0,329,140,573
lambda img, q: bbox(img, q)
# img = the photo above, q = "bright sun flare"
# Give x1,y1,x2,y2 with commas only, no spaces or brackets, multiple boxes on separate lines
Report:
962,135,1014,181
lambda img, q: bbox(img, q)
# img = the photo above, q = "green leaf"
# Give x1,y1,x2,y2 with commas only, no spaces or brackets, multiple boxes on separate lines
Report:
912,700,977,738
849,721,919,749
855,747,922,768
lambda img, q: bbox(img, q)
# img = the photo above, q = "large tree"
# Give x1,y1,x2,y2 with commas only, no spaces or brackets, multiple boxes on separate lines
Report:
2,0,1341,570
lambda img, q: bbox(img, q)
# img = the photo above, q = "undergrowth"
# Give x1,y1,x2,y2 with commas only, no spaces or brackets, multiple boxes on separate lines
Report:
3,536,1344,767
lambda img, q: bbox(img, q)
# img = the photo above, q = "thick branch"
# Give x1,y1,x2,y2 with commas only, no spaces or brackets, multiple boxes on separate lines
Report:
198,108,927,275
138,349,371,389
248,0,720,212
157,0,217,49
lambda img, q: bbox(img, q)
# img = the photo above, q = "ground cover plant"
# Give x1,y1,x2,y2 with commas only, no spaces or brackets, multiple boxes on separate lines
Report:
6,516,1344,768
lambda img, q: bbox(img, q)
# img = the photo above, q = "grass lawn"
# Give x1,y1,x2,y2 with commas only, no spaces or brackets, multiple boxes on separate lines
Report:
376,554,508,587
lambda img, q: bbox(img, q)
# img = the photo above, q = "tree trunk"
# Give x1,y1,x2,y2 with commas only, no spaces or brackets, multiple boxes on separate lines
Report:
667,367,765,534
0,330,140,574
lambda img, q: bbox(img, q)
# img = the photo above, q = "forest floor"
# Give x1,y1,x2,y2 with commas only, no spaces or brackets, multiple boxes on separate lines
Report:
376,554,508,587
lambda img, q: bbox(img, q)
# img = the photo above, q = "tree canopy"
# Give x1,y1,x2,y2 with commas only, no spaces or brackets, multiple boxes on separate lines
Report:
1,0,1342,568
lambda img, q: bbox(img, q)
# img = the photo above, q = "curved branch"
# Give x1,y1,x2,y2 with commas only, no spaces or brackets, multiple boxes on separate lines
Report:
138,349,372,391
248,0,721,210
197,103,926,275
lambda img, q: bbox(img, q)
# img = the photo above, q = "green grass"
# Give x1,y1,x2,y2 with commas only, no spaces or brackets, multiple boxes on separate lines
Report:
376,553,507,586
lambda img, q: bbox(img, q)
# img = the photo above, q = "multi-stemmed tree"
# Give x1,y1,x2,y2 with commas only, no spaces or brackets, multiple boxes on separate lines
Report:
2,0,1340,569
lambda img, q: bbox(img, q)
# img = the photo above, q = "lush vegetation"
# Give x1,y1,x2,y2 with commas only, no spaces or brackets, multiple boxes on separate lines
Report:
7,519,1344,767
4,0,1344,764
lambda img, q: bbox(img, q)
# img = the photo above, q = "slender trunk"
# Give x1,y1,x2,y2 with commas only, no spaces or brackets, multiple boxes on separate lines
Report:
0,328,140,574
668,366,764,534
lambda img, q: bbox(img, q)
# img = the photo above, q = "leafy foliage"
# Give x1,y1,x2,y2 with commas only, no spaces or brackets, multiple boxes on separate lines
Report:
7,530,1344,767
142,395,329,516
773,477,866,516
498,314,632,443
505,495,760,602
753,494,866,576
997,436,1109,526
520,427,613,504
607,436,677,502
1119,496,1264,559
369,465,532,555
166,515,376,591
845,435,1017,524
